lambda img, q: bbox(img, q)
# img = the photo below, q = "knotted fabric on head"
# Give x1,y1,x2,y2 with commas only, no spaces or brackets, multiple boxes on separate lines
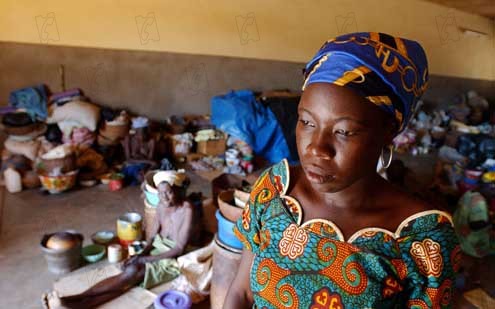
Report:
303,32,429,133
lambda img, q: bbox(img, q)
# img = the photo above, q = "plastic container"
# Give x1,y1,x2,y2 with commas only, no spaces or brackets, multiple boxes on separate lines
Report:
144,188,160,206
107,244,123,263
4,168,22,193
117,212,143,246
215,210,242,250
154,290,192,309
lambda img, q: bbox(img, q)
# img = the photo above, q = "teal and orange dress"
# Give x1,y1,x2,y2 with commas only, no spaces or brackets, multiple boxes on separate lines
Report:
234,160,460,308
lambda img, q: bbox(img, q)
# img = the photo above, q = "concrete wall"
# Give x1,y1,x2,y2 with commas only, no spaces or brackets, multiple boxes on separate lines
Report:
0,42,493,120
0,0,493,80
0,1,493,118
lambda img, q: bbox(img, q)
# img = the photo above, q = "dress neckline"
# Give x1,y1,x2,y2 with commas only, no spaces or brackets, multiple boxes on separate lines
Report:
276,159,453,243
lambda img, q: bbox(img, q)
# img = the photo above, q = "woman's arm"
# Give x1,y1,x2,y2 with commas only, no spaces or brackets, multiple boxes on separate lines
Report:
223,249,255,309
139,206,161,256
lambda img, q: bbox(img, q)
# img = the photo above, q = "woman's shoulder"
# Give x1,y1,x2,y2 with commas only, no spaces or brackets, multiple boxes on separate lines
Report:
251,159,290,195
377,181,454,235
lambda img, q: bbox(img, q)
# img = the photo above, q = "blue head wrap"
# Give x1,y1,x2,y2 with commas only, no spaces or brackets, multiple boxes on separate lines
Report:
303,32,429,132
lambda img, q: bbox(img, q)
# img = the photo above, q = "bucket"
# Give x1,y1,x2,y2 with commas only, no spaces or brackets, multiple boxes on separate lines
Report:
117,212,143,246
40,231,83,275
144,199,157,240
211,235,242,309
215,210,243,250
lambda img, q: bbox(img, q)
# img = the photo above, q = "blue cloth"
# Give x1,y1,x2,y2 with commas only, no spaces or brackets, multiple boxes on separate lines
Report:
122,162,149,186
303,32,429,132
211,90,297,164
9,84,48,121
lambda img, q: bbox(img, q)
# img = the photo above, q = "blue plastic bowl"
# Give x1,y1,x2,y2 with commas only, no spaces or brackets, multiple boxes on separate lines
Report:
144,189,159,207
154,290,191,309
215,210,243,250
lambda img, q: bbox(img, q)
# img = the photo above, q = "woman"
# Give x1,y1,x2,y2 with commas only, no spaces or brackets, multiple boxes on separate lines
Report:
60,171,193,309
224,32,460,308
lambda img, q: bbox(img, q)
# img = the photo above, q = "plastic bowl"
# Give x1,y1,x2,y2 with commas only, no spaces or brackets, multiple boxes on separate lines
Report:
154,290,192,309
82,244,106,263
215,210,243,250
144,188,160,206
91,230,117,246
39,170,78,194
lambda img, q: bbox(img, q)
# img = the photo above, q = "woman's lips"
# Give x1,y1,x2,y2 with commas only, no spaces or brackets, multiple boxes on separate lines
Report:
304,165,335,184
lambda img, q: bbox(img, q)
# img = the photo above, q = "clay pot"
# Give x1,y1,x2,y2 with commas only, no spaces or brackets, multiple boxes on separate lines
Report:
40,231,83,275
217,190,243,222
210,235,242,309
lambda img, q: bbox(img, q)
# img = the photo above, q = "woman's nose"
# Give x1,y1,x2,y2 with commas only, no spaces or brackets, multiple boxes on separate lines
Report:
307,131,335,160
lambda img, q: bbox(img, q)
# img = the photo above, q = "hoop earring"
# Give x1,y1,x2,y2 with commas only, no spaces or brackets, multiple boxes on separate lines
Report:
380,145,394,169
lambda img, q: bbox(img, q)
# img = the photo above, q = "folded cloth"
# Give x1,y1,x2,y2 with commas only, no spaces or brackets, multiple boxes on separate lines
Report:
140,235,180,289
47,101,100,131
9,84,48,121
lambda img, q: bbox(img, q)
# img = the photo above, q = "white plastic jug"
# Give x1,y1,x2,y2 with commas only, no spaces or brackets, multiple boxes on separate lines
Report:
4,168,22,193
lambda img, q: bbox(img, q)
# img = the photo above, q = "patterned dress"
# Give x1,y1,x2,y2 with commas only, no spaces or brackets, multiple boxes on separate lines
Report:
234,159,460,308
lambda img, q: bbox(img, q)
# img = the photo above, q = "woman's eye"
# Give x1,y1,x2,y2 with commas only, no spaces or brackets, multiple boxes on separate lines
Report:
299,119,315,127
335,129,354,136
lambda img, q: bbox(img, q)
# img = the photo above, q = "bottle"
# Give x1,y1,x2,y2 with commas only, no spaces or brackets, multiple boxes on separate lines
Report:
4,168,22,193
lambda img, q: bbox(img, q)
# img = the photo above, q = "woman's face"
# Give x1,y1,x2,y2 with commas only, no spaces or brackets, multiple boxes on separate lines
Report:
296,83,394,193
157,182,176,204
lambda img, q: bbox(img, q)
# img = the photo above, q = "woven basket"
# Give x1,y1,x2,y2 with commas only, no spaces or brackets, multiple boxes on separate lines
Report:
144,199,157,240
99,122,129,141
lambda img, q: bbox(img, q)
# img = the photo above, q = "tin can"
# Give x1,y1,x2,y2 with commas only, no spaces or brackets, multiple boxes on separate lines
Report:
117,212,143,246
107,244,123,263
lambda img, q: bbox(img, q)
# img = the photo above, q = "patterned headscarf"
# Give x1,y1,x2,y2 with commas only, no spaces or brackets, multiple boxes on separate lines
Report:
303,32,429,133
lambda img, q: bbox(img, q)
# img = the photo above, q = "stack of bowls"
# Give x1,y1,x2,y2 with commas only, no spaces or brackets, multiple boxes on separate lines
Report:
216,188,250,251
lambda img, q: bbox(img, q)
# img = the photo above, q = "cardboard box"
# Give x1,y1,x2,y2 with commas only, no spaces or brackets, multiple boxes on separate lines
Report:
197,138,226,156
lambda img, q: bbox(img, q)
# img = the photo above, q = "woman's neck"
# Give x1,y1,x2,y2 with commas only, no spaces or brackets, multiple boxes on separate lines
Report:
307,170,385,212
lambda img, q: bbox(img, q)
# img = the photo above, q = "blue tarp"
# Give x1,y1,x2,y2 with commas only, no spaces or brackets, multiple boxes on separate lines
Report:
211,89,297,164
